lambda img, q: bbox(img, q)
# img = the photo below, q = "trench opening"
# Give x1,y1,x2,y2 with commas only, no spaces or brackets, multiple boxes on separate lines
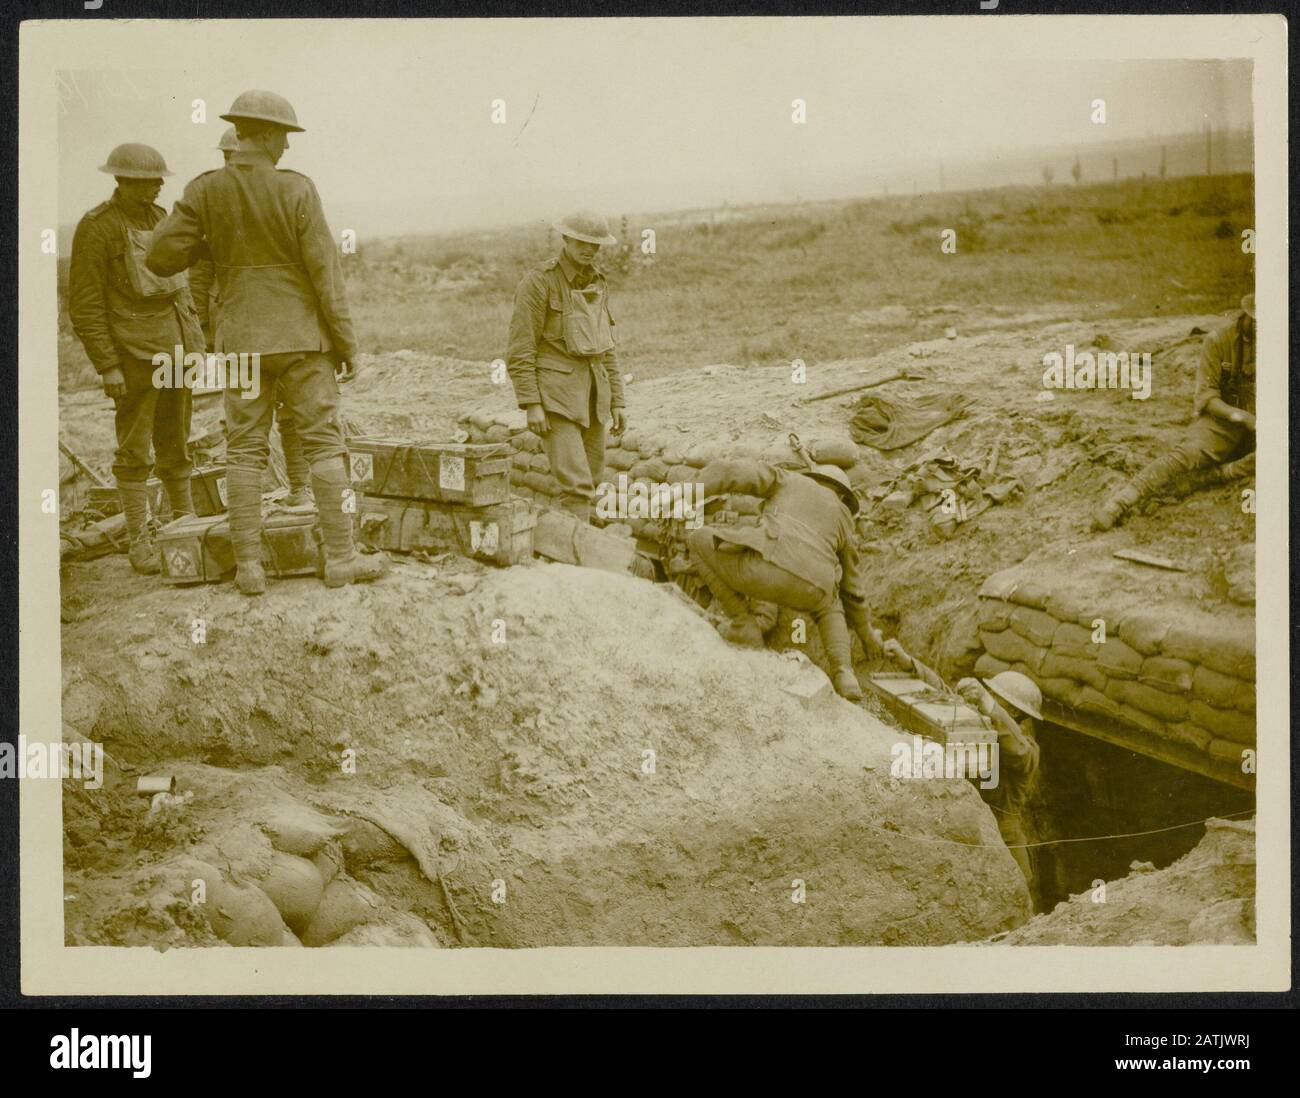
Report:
1026,723,1253,912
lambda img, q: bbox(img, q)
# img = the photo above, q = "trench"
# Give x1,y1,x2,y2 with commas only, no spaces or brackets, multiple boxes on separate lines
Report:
1025,724,1253,912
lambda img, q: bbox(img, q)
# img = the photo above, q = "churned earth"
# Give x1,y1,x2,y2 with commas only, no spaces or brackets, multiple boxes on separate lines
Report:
56,304,1257,949
61,555,1031,948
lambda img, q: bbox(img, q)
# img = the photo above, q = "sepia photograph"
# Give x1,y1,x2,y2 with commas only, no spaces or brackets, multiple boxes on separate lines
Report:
14,10,1289,1004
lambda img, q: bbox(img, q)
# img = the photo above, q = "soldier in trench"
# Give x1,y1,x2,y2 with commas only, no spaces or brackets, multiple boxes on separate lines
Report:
684,458,881,702
1092,293,1256,531
882,639,1043,903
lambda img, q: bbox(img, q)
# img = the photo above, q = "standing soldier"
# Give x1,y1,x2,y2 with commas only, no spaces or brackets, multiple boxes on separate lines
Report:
68,143,204,574
188,125,313,509
506,213,627,520
147,90,383,594
1093,293,1256,530
684,458,880,701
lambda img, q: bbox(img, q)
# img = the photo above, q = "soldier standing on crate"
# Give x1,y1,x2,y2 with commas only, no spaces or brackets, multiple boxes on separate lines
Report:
187,125,313,509
683,458,881,702
882,638,1042,901
506,212,627,521
1092,293,1257,530
68,143,205,574
147,90,384,595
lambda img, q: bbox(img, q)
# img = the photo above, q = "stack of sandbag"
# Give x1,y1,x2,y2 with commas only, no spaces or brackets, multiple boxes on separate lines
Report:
972,565,1255,770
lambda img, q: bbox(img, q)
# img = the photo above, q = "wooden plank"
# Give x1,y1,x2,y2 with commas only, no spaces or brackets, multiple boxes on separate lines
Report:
1041,698,1253,791
1112,548,1188,572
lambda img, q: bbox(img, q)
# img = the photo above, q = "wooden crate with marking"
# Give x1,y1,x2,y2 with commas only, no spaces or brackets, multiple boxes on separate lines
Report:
347,437,510,506
355,494,536,567
157,505,322,586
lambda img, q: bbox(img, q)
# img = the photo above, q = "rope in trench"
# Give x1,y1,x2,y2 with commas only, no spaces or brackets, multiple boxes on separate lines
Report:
868,808,1255,852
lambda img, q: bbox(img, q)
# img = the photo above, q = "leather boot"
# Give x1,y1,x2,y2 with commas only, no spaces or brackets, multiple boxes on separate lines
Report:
1090,484,1140,531
312,456,386,588
118,480,160,575
816,606,863,701
1218,452,1255,482
162,475,195,518
226,466,267,595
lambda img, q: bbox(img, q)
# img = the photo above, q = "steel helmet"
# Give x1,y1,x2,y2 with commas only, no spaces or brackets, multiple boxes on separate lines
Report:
553,211,618,246
216,126,240,152
220,90,305,132
803,463,860,515
98,143,172,179
983,670,1044,721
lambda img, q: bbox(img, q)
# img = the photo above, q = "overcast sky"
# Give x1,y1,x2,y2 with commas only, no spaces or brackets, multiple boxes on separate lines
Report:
55,19,1253,238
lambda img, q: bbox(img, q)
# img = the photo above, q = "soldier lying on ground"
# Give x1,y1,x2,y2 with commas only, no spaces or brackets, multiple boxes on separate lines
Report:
882,638,1042,898
684,458,881,702
1093,293,1256,531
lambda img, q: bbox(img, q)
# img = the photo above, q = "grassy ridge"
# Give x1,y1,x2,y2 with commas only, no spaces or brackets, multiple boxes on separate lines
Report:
58,172,1254,390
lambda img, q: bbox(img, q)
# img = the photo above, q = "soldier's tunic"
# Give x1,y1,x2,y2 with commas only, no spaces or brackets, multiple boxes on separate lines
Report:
68,189,203,483
506,252,625,517
1130,311,1256,497
146,147,357,471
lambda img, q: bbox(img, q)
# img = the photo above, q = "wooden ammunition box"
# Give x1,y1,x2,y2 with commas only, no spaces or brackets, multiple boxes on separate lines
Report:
157,505,322,586
356,494,536,567
863,673,997,745
347,437,510,506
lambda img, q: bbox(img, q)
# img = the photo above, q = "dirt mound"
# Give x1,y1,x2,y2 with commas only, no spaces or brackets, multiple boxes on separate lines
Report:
60,554,1030,947
991,817,1255,946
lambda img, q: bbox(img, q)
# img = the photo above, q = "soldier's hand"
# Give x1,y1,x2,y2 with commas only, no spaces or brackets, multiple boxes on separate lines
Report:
526,404,550,436
883,639,909,669
955,677,984,706
611,409,627,435
102,367,127,400
335,359,357,384
1241,411,1257,432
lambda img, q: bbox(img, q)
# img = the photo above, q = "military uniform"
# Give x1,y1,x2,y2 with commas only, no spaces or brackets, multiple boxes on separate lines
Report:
68,188,204,525
189,252,309,496
147,141,375,592
1095,309,1256,528
506,251,625,518
897,654,1041,897
685,460,876,697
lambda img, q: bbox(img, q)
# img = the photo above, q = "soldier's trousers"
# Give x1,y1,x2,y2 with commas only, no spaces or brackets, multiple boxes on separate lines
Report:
1130,414,1252,500
112,358,192,484
686,528,853,672
543,392,606,520
224,351,345,472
